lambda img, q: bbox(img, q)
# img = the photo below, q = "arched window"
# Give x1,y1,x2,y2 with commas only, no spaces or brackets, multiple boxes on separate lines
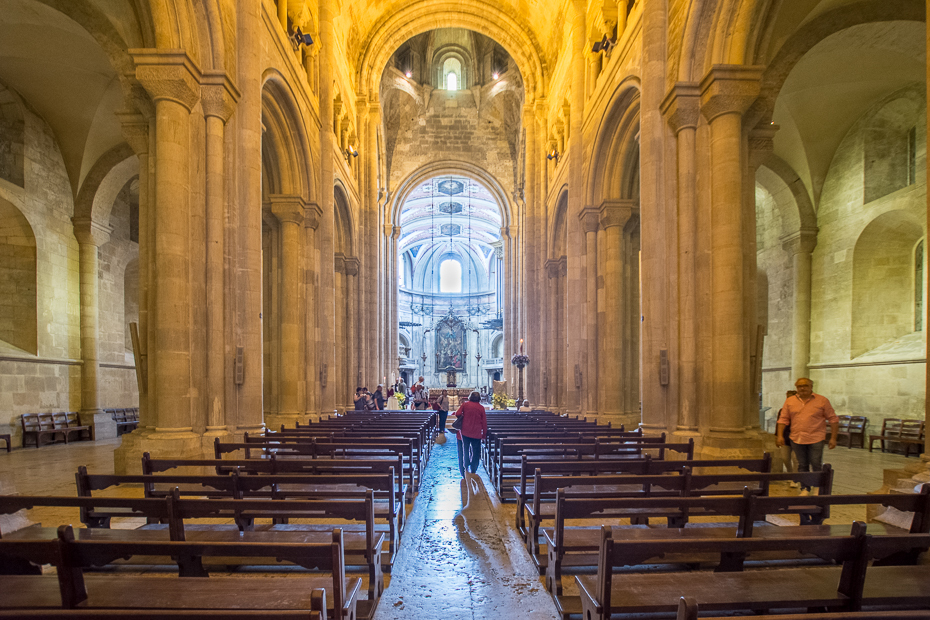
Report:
443,58,461,91
439,259,462,292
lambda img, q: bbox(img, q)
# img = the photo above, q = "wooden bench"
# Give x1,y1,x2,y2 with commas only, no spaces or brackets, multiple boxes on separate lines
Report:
0,525,358,620
20,413,63,448
675,597,930,620
76,467,405,568
108,408,138,435
55,413,92,443
0,492,386,618
0,611,323,619
836,414,868,449
869,418,926,457
575,524,930,620
0,433,10,452
513,455,772,540
544,485,930,609
525,466,833,566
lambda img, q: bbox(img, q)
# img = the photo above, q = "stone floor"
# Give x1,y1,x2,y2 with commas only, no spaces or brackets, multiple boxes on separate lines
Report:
0,433,925,618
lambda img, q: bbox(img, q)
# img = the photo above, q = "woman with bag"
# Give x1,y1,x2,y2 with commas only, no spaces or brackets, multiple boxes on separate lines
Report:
453,391,487,480
436,389,450,433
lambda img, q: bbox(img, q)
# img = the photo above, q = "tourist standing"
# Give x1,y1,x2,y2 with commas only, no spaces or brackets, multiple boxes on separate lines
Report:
776,378,839,504
454,391,488,478
373,385,386,410
353,388,367,411
436,389,450,433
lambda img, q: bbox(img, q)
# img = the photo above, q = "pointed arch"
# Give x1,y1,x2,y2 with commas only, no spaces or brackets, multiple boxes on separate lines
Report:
586,82,642,207
261,72,315,201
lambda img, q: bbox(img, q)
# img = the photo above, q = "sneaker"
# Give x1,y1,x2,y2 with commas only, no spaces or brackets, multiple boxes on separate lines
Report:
799,489,810,497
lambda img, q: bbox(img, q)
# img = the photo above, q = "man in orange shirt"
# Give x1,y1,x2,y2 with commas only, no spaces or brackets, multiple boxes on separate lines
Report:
776,378,839,502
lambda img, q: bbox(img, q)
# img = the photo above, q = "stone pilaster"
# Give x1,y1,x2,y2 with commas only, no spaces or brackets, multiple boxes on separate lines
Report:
545,259,561,409
72,217,116,439
699,64,765,454
304,203,322,420
269,196,307,426
661,83,701,436
598,201,634,427
781,228,818,380
201,73,239,438
344,256,360,393
579,208,600,417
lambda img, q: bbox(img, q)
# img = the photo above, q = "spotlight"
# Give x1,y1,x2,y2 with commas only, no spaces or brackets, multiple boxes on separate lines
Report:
405,70,412,78
546,149,560,162
292,26,313,48
345,145,359,159
492,72,499,80
592,34,614,55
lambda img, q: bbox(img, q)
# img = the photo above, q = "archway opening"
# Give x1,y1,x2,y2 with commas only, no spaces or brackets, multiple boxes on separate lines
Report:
397,175,503,392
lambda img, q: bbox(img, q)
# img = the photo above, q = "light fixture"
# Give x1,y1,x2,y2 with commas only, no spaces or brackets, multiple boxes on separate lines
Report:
291,26,313,49
592,34,614,56
547,149,560,162
405,70,412,78
492,72,499,80
345,145,358,159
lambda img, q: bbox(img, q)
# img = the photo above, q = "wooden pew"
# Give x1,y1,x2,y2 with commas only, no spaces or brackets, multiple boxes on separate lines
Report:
512,454,772,538
0,525,357,620
574,524,930,620
0,491,385,614
525,466,833,564
869,418,926,457
0,612,323,620
75,467,404,568
675,597,930,620
544,485,930,607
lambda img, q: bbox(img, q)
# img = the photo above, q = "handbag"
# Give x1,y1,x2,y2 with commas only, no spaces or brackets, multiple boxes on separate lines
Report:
451,415,464,431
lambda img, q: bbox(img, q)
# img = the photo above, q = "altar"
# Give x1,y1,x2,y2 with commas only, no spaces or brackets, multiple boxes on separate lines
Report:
429,387,474,410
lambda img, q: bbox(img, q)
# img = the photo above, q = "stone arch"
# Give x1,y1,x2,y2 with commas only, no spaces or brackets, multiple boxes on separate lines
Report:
756,155,816,236
587,82,641,206
851,210,924,357
261,73,315,200
334,182,354,257
73,145,139,225
388,161,514,231
550,188,568,258
0,196,37,354
357,0,545,100
491,333,503,358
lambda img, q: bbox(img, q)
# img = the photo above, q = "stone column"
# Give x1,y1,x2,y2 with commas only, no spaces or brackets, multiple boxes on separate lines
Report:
345,257,360,390
699,65,763,440
781,229,818,379
661,84,701,434
201,75,238,437
132,51,202,438
559,257,568,412
579,208,600,417
116,113,152,428
269,196,306,424
545,259,560,410
72,217,116,439
598,201,634,426
304,204,322,418
277,0,288,30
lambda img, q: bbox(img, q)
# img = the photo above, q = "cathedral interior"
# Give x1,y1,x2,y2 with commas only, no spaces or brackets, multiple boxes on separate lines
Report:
0,0,929,615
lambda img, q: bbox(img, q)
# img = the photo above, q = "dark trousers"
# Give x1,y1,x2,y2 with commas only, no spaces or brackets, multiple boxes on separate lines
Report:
461,436,482,474
438,410,448,430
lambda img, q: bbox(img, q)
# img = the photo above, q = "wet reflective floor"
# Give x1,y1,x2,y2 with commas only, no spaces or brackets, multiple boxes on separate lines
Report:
373,432,559,620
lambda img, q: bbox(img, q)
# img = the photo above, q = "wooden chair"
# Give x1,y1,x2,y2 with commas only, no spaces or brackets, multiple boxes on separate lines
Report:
20,413,62,448
870,418,925,456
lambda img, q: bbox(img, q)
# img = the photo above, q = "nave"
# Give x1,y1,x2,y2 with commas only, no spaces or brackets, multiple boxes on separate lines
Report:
0,425,923,619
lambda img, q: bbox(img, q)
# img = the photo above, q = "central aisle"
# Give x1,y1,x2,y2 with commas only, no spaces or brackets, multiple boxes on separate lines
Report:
374,432,559,620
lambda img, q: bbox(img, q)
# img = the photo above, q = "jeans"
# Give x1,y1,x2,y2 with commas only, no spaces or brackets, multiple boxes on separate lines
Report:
461,436,482,474
438,410,448,430
792,440,825,524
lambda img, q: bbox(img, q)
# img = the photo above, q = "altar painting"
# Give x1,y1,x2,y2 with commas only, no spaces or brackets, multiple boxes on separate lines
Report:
436,316,466,371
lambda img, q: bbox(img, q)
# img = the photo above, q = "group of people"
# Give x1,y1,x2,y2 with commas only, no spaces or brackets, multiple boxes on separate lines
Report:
774,378,839,511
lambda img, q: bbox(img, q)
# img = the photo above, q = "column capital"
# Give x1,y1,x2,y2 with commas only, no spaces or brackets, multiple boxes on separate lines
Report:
780,228,819,255
748,125,779,169
392,226,402,240
579,207,600,234
201,71,240,122
130,49,203,112
334,252,346,274
598,199,635,229
115,112,150,155
559,256,567,277
268,194,306,225
343,256,360,277
72,217,112,247
661,82,701,134
383,224,394,237
699,65,764,123
304,202,323,230
545,259,561,279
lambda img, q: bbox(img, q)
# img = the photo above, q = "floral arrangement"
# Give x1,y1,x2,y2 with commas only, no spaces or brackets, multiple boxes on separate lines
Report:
511,353,530,366
395,392,406,408
492,393,517,410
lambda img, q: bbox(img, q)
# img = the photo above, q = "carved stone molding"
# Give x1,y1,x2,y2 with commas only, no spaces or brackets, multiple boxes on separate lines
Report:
749,125,779,169
660,82,701,135
780,228,819,256
334,252,346,274
72,217,113,247
598,199,635,229
304,203,323,230
343,257,360,277
545,259,561,279
130,49,202,112
115,112,150,156
392,226,402,240
268,195,306,226
699,65,764,123
201,71,240,122
579,207,600,234
559,256,567,277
